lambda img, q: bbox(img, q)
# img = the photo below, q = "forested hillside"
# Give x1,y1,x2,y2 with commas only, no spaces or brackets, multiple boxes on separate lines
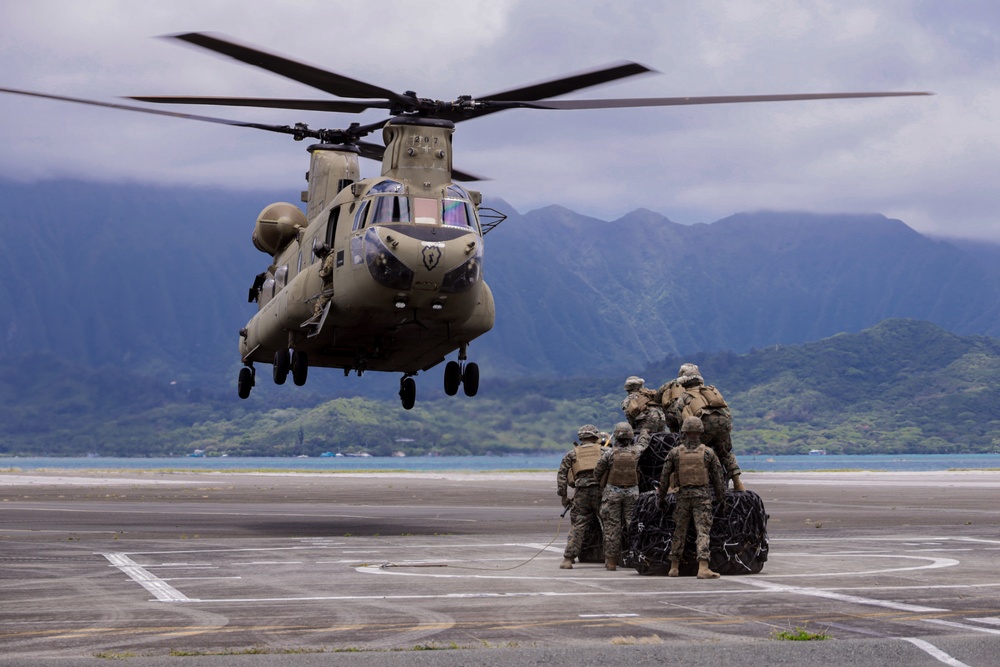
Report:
2,320,998,457
3,180,1000,389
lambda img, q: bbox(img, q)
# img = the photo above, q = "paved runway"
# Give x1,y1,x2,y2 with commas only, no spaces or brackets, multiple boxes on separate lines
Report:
2,469,1000,666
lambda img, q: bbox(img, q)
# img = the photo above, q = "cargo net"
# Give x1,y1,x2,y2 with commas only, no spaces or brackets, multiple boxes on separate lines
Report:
625,430,769,575
626,489,769,575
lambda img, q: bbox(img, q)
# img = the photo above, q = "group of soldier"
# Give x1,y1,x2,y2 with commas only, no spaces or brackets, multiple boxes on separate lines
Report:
556,363,744,579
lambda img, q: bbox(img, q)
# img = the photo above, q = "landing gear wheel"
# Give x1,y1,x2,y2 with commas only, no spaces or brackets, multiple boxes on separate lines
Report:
273,348,290,385
462,362,480,397
237,367,254,399
444,361,461,396
400,377,416,410
291,350,308,386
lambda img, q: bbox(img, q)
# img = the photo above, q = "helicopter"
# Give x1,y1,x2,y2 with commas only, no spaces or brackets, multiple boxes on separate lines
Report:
0,33,930,409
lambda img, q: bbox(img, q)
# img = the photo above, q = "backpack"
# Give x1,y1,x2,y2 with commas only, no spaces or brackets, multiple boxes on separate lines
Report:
681,385,728,418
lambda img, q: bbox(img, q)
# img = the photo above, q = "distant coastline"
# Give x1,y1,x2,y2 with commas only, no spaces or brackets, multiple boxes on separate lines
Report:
3,453,999,474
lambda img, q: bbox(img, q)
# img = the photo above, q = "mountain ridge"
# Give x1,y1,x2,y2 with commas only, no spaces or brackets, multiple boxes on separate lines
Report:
3,179,1000,390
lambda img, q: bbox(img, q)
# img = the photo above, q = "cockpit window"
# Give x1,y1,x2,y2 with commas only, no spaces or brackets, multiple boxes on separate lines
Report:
369,180,404,194
370,196,411,224
352,200,370,231
446,185,469,199
413,198,438,225
442,199,472,228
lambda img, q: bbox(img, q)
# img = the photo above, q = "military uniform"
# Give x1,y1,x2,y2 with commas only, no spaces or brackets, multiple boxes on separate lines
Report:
658,416,726,578
557,425,605,569
593,422,649,570
656,363,701,433
312,250,336,318
621,376,665,433
665,373,744,490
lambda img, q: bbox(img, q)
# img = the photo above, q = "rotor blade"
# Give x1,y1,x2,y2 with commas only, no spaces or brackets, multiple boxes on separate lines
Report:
0,86,330,139
479,61,655,102
168,32,410,104
438,61,657,124
355,140,386,162
450,167,486,182
129,95,388,114
505,90,933,110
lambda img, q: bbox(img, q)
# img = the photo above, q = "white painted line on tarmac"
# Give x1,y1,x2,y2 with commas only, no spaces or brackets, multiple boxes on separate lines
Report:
922,618,1000,636
967,617,1000,626
955,537,1000,545
513,543,564,554
579,614,639,618
231,561,304,565
748,553,958,578
741,578,947,613
902,638,971,667
102,553,190,602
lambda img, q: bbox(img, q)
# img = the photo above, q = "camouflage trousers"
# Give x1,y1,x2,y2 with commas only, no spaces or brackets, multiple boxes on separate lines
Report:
670,489,714,561
700,410,741,480
563,484,602,559
600,485,638,560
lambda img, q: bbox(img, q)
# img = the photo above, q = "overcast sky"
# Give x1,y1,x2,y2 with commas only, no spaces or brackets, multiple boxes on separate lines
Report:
1,1,998,240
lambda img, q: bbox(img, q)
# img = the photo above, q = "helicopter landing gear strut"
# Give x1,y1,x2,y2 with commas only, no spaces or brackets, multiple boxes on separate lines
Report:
443,344,480,397
237,364,256,400
399,374,416,410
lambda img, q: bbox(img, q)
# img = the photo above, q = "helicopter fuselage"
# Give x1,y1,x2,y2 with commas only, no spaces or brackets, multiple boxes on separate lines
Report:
239,117,494,380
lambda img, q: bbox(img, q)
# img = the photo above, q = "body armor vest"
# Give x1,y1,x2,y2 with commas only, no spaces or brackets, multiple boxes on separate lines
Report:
572,443,601,476
678,445,710,487
662,381,685,406
681,385,728,419
608,449,639,487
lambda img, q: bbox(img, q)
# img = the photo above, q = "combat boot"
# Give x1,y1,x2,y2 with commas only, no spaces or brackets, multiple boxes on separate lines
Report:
732,475,745,492
605,558,617,571
668,559,679,577
697,558,720,579
560,558,574,570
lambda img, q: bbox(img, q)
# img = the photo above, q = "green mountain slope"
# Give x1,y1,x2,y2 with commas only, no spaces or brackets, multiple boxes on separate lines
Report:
4,180,1000,389
3,319,998,456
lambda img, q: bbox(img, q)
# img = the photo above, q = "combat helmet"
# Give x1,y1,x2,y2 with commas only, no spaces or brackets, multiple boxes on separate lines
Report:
680,416,704,433
624,375,644,391
678,363,700,377
577,424,600,442
612,421,634,444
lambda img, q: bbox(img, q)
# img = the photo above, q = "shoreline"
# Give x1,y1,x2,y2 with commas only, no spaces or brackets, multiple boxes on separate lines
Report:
4,468,1000,488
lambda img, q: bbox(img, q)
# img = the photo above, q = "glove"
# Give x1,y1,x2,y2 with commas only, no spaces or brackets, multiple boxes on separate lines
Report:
561,495,572,509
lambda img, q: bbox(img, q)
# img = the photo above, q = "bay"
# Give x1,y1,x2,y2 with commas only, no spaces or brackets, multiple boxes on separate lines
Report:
2,453,999,473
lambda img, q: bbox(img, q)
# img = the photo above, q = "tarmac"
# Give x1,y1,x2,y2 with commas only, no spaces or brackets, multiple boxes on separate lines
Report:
2,468,1000,666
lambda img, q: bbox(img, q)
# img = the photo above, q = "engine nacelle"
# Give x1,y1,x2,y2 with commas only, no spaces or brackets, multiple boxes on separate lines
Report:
252,202,307,255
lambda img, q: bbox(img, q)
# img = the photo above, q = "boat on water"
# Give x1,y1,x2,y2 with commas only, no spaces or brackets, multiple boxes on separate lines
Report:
808,449,827,455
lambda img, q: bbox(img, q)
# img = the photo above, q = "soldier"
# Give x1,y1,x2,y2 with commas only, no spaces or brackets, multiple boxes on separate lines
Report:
656,363,701,433
556,424,605,569
665,369,745,491
312,244,336,320
593,422,649,571
621,376,665,433
658,416,726,579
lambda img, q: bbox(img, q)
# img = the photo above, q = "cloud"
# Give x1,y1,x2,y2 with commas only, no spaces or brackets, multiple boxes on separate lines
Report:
1,0,999,239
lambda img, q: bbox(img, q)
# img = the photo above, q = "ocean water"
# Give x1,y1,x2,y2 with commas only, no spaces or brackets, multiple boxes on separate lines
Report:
1,453,999,473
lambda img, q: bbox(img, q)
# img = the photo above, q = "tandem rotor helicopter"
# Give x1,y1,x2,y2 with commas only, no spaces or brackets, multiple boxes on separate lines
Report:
0,33,930,409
